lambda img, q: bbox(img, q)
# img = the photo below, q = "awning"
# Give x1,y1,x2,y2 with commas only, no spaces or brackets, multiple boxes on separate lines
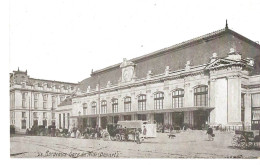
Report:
71,106,214,118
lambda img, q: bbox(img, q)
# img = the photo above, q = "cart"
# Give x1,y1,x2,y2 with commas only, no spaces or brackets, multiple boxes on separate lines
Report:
232,130,260,149
102,121,157,142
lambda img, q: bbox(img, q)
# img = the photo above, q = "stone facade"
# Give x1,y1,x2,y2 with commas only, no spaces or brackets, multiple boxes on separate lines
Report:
70,27,260,130
10,70,78,133
10,25,260,132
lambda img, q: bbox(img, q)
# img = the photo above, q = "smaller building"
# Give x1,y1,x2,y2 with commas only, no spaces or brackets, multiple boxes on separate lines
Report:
10,69,78,133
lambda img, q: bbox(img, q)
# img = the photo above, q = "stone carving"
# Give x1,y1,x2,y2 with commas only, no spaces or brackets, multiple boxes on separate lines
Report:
147,70,153,79
185,61,191,71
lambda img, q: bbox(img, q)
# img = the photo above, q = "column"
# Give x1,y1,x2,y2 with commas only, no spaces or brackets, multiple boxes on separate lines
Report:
209,78,216,124
227,76,241,124
244,93,251,127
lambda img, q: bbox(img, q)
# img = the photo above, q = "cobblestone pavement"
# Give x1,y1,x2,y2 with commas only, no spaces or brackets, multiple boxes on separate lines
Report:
10,130,260,158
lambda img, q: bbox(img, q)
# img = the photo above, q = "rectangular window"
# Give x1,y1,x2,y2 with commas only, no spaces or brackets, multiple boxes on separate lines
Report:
43,94,48,101
22,100,26,108
43,102,47,109
43,112,47,118
241,93,245,122
33,112,38,118
21,120,26,129
33,120,38,126
43,120,47,126
138,95,146,111
63,113,65,128
34,101,38,109
22,112,26,118
67,113,70,129
59,114,61,129
112,99,118,113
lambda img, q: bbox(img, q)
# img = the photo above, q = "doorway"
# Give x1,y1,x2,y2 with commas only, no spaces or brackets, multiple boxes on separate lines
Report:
154,113,164,125
101,117,107,129
124,115,131,121
137,114,147,121
90,117,97,128
172,112,184,127
194,110,208,130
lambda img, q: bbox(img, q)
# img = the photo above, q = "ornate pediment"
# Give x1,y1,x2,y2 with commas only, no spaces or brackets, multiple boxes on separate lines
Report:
205,57,254,71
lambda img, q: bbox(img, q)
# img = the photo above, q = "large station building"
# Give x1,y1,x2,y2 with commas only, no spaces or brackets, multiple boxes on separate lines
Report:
70,24,260,130
10,23,260,132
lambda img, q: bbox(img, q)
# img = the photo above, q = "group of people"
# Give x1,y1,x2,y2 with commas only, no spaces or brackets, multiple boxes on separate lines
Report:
135,126,147,144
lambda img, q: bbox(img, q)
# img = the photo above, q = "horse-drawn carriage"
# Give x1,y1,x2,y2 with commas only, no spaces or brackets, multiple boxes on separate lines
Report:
102,120,157,142
232,130,260,149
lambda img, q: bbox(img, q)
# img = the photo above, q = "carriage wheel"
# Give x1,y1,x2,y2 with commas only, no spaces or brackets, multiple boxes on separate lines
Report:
116,134,121,141
247,142,254,149
110,136,116,141
232,135,239,148
120,133,126,141
239,135,248,150
102,132,110,141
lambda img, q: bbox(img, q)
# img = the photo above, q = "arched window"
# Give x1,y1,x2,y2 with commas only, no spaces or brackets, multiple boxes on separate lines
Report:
138,95,146,111
154,92,164,110
83,103,87,115
91,102,97,114
124,97,131,112
112,98,118,113
194,85,208,106
101,100,107,114
172,89,184,108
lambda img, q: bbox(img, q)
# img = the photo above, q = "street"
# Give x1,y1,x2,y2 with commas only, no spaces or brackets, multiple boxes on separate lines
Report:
10,130,260,158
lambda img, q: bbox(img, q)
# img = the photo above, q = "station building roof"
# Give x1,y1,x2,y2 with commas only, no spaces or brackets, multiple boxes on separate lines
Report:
79,26,260,92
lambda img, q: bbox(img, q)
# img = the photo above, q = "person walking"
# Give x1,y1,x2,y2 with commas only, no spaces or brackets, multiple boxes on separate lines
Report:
206,126,214,141
143,126,147,139
135,128,141,144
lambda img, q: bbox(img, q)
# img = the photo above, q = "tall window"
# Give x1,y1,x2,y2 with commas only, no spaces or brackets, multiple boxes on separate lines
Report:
101,100,107,114
252,93,260,129
194,86,208,106
60,96,64,103
43,112,47,118
91,102,97,114
124,97,131,112
138,95,146,111
43,94,48,109
52,96,56,109
21,119,26,129
33,93,38,109
241,93,245,122
63,113,65,128
22,112,26,118
59,114,61,129
172,89,184,108
154,92,164,110
67,113,70,129
43,120,47,126
33,112,38,118
83,103,87,115
112,99,118,113
22,93,26,108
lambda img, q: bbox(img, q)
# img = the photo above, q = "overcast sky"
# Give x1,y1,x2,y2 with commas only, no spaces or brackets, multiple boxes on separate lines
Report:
9,0,260,83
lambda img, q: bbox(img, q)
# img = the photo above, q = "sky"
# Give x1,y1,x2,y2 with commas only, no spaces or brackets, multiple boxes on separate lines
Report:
9,0,260,83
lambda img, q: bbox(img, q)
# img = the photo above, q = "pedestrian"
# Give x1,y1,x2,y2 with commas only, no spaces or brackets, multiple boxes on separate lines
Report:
143,126,147,139
135,128,141,144
206,126,214,141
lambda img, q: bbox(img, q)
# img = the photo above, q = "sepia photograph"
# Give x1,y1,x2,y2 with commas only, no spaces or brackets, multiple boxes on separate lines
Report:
8,0,260,159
